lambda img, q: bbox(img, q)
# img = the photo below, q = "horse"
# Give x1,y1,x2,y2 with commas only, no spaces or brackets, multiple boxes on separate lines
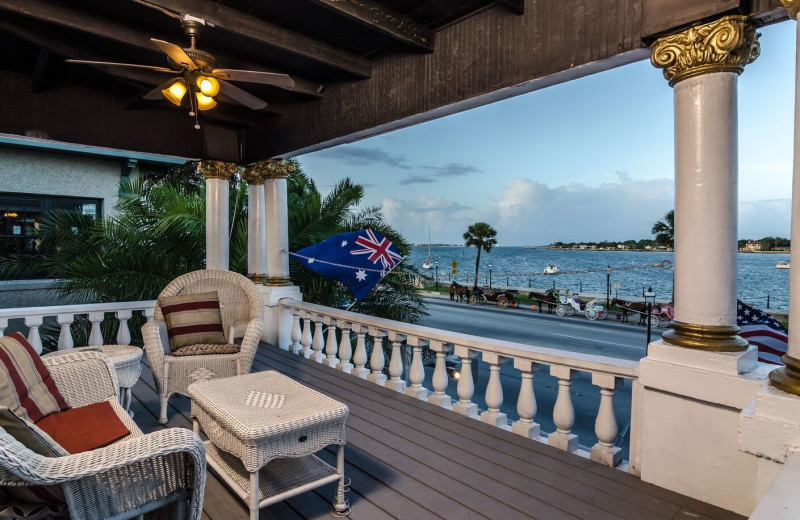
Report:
611,298,649,325
529,288,558,314
452,282,471,303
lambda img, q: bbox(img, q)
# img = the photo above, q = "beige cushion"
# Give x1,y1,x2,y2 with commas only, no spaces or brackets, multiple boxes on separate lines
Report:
159,291,227,351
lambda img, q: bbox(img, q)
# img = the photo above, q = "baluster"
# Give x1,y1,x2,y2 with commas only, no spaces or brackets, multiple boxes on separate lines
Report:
427,341,452,409
404,336,428,400
548,366,578,452
301,312,313,358
352,325,369,379
512,359,540,439
323,316,339,368
25,316,44,354
143,307,155,322
116,310,132,345
590,373,623,467
336,320,353,373
56,314,75,350
386,331,406,392
367,327,387,386
88,312,105,346
452,346,478,418
0,317,7,336
480,353,509,429
311,314,325,363
289,308,302,355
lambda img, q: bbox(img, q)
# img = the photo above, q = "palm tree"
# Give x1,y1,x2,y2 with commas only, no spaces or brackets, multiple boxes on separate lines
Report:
463,222,498,289
651,210,675,249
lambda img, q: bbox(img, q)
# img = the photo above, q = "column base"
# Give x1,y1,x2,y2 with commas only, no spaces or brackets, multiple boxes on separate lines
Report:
590,443,622,467
323,357,339,368
662,321,749,352
247,274,268,284
264,276,293,286
336,362,354,374
511,420,540,439
352,367,369,379
405,386,428,400
548,431,578,452
428,393,452,409
290,344,303,355
480,410,509,429
768,355,800,396
367,373,387,386
259,285,302,348
453,401,478,418
386,379,406,393
311,352,326,363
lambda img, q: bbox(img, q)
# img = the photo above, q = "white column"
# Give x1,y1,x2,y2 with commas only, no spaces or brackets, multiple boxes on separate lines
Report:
199,161,236,271
256,160,294,286
590,373,623,467
405,336,429,400
548,365,578,452
480,353,509,429
386,331,406,393
512,359,540,439
452,345,478,418
242,165,268,283
427,341,452,409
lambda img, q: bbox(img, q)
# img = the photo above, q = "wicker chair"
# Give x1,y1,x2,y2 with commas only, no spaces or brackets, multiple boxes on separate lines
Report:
142,269,265,425
0,350,206,520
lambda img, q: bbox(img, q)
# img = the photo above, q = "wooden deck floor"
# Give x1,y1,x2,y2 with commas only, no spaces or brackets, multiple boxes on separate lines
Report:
130,344,745,520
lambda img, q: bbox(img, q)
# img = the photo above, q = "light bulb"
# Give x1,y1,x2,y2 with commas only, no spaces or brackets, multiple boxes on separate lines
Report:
161,80,187,106
195,92,217,111
196,76,220,97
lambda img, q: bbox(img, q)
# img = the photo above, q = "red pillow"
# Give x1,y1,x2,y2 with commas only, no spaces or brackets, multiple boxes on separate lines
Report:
35,401,130,454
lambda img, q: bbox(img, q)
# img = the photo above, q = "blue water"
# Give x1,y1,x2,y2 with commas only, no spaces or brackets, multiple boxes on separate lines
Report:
409,246,791,310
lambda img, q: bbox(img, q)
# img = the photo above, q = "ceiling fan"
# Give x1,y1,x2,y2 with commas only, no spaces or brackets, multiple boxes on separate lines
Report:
66,14,295,129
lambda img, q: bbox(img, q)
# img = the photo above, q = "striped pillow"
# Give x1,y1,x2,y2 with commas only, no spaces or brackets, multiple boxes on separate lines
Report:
0,333,69,423
159,291,227,351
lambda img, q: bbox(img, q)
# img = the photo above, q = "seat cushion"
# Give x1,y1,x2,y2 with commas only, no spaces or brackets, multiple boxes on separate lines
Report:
36,401,130,454
171,343,241,357
159,291,227,351
0,333,68,423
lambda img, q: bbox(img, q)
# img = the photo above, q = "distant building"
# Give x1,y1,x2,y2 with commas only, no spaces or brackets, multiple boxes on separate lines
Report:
745,241,762,252
617,244,629,250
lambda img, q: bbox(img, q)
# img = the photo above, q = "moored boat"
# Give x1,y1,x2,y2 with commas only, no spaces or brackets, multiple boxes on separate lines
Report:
543,264,559,274
777,261,790,269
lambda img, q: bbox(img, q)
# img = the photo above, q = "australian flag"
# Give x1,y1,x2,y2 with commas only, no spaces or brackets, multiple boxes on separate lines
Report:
292,229,403,301
737,299,788,365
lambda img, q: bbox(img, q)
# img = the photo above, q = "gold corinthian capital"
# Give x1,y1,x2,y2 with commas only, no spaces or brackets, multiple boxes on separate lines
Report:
651,15,760,87
198,160,238,180
781,0,800,20
245,159,296,181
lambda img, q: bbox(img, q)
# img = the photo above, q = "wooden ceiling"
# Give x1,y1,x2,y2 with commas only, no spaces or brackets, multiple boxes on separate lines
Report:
0,0,786,163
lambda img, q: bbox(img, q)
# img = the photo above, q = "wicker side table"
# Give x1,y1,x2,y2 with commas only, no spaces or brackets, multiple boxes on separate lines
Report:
189,371,349,520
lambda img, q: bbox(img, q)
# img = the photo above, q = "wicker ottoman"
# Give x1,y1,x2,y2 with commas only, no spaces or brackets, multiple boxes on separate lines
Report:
189,371,349,520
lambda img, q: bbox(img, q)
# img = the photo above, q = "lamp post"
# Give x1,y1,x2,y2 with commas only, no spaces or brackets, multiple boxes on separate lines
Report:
435,260,439,292
606,265,611,305
644,286,655,353
489,262,493,290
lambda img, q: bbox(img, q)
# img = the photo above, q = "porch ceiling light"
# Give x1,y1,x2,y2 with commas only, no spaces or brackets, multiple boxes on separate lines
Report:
195,92,217,111
162,79,187,106
196,75,220,97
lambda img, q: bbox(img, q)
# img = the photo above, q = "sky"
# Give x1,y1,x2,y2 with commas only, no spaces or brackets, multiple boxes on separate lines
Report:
298,21,795,247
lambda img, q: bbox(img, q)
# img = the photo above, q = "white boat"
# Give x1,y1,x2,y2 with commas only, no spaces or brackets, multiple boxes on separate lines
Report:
543,264,559,274
777,261,790,269
422,226,432,270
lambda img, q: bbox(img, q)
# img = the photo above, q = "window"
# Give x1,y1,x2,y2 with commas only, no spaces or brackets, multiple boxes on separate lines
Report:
0,193,102,256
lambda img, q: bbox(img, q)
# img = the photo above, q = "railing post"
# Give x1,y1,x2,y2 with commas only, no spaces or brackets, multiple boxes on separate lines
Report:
25,316,44,354
404,335,428,400
480,353,509,429
289,308,302,355
591,373,623,467
56,313,74,351
301,312,313,358
88,311,105,346
512,359,540,439
323,316,339,368
352,325,369,379
336,320,354,374
548,365,578,452
386,331,407,392
427,341,452,409
0,318,6,337
116,310,132,345
453,345,478,418
367,327,387,386
311,314,326,363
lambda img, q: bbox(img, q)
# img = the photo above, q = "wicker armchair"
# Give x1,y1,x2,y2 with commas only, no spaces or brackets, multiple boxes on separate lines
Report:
142,269,265,425
0,351,206,520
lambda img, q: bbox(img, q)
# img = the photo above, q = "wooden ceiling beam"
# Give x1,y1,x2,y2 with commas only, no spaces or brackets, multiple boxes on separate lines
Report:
496,0,525,15
136,0,373,77
304,0,434,52
0,0,325,98
31,47,50,93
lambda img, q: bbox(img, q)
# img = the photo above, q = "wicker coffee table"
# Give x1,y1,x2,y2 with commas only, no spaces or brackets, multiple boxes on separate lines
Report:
188,371,349,520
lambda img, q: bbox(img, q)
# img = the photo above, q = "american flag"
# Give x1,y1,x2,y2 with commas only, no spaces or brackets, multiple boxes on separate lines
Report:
737,299,788,365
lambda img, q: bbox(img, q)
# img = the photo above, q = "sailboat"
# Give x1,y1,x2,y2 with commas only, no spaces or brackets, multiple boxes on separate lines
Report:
422,226,432,270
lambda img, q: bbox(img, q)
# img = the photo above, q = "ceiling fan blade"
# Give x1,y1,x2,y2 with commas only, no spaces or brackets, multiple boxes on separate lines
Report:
66,59,178,73
143,78,181,100
213,69,295,89
219,80,268,110
150,39,197,70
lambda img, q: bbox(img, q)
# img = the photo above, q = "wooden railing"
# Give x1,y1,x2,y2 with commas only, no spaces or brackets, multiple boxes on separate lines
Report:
279,298,641,471
0,301,156,353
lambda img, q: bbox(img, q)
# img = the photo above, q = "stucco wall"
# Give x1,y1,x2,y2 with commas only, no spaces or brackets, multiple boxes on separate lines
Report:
0,147,129,216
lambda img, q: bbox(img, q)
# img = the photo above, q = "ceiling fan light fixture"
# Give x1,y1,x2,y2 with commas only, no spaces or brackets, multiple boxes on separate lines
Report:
195,92,217,111
162,79,187,106
196,76,220,97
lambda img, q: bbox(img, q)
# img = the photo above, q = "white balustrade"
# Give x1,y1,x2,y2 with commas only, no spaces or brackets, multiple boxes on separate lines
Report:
453,345,479,418
512,359,540,439
311,314,325,363
116,310,132,345
405,335,428,400
289,308,302,355
590,373,623,467
336,320,354,373
25,316,44,354
367,327,387,386
56,314,74,351
352,325,369,379
87,312,105,346
300,312,313,358
548,365,579,452
386,331,406,392
427,341,452,409
323,316,339,368
480,353,509,429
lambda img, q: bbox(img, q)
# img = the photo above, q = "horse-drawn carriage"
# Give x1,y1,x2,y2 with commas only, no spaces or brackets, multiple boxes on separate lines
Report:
469,286,519,309
611,298,673,327
555,296,609,320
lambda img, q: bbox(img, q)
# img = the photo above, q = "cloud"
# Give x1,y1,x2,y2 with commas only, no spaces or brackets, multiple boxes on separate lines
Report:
382,195,475,242
399,175,435,185
424,162,482,178
314,146,410,169
615,170,632,183
738,199,790,238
